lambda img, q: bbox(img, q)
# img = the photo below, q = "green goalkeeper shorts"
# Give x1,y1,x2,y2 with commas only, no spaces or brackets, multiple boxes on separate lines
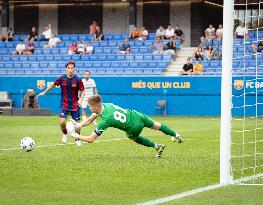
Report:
126,111,154,138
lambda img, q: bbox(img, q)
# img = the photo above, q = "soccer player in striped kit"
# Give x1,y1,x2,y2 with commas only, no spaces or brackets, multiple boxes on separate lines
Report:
38,61,85,145
81,70,98,122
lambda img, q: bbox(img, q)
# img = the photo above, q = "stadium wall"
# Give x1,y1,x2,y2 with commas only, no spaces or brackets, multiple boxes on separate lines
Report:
1,76,261,117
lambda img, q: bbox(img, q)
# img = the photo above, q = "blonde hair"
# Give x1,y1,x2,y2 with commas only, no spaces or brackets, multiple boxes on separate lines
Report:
88,95,102,106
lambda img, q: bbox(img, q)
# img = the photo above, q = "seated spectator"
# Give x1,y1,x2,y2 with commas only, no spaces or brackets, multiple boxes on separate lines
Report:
204,45,214,61
182,58,193,75
89,21,100,35
140,26,148,40
39,24,52,41
216,24,223,37
165,24,175,39
130,26,141,40
251,38,263,53
193,59,203,75
92,30,104,41
22,88,39,109
149,37,164,54
86,42,94,54
23,38,35,55
13,41,25,55
156,25,165,40
205,24,216,39
174,25,185,43
164,37,177,57
28,26,38,41
117,39,131,54
213,44,222,60
76,40,86,54
235,22,249,38
43,34,61,48
0,28,14,42
192,47,204,61
68,42,78,55
199,36,210,51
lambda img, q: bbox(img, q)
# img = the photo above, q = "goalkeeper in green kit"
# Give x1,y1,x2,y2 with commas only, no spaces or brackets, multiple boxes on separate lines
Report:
66,95,183,157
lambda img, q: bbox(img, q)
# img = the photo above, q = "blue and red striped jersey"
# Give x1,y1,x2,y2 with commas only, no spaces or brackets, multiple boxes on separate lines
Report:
54,74,84,111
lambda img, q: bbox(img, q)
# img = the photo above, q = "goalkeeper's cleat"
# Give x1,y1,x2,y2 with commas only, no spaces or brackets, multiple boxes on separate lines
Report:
156,144,166,158
75,139,82,147
66,121,76,135
62,134,67,144
171,133,183,144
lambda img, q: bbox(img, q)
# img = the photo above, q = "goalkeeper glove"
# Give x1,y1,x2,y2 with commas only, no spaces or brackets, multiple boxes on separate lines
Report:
69,119,82,129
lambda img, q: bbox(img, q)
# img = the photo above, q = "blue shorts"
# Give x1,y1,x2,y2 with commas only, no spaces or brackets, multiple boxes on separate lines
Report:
59,109,80,121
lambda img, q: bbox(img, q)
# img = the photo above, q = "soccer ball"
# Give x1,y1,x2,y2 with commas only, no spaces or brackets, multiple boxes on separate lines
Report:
20,137,35,152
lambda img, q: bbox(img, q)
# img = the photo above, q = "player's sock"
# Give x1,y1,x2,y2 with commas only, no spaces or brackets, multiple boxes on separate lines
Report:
134,135,155,148
62,128,67,135
159,124,177,137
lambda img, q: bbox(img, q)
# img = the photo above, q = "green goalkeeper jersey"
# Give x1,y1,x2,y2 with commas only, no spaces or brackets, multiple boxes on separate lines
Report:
94,103,154,138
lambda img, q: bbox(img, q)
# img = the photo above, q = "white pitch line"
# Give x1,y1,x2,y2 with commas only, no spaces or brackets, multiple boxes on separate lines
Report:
0,138,128,151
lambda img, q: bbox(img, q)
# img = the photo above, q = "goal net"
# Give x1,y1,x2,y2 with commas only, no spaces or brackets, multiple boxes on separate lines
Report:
231,0,263,185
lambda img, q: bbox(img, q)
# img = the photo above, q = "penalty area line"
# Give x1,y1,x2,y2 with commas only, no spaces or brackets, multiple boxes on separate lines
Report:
0,138,128,151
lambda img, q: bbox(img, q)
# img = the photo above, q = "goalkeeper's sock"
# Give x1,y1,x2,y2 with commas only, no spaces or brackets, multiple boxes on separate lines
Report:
134,135,156,148
159,124,176,137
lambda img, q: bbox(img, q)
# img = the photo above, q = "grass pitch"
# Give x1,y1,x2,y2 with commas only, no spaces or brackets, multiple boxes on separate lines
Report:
0,116,262,205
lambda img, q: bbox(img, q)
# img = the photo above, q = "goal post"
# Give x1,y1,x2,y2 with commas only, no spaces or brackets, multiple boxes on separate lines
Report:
220,0,234,185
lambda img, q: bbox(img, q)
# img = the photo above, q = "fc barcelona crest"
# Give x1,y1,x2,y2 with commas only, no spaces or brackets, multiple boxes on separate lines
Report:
37,80,46,90
234,80,244,90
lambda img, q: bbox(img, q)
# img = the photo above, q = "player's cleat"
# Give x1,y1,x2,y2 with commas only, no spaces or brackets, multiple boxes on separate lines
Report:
75,139,82,147
156,144,166,158
62,134,67,144
171,133,183,144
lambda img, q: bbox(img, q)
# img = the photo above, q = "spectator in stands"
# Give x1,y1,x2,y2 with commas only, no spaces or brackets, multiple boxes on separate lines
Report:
149,37,164,54
216,24,223,37
76,40,86,55
117,39,131,54
204,45,214,61
22,88,39,109
213,44,222,60
13,41,25,55
92,30,104,41
193,59,203,75
28,26,38,41
68,42,78,55
130,26,141,40
235,22,249,39
0,28,14,42
199,36,210,51
23,38,35,55
205,24,216,39
251,38,263,53
43,34,61,48
156,25,165,40
86,42,94,54
165,24,175,39
182,58,193,75
39,24,52,41
140,26,149,40
174,25,184,43
192,47,204,61
89,21,100,35
164,37,177,58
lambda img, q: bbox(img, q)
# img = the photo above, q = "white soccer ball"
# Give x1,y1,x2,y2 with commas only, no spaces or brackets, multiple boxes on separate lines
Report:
20,137,35,152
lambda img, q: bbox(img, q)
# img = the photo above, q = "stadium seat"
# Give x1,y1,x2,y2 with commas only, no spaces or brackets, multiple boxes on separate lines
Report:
148,62,157,68
0,49,9,55
210,61,221,68
90,54,98,61
43,49,51,55
78,34,87,41
80,55,90,61
153,54,163,61
134,54,144,61
126,54,134,61
144,40,153,47
107,54,117,61
31,62,39,69
120,62,129,68
111,61,120,68
140,47,149,54
36,55,45,61
51,48,60,55
84,62,93,68
108,41,117,47
98,54,107,61
49,62,57,69
139,62,148,68
60,48,68,55
34,49,42,55
62,55,72,61
135,41,144,47
102,62,111,69
144,54,153,61
61,35,70,41
11,56,20,61
13,62,22,68
22,62,31,69
70,35,78,41
158,62,167,69
116,54,125,61
19,56,28,61
72,55,80,61
99,41,108,47
54,55,63,61
0,42,5,48
130,62,139,68
93,62,102,68
28,55,37,61
121,34,129,39
5,62,13,69
45,55,54,61
76,62,84,68
163,54,172,62
130,47,139,54
112,34,122,40
103,47,112,54
94,47,103,54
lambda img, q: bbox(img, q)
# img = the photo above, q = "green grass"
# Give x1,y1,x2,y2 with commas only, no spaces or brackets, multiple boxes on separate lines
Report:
0,116,262,205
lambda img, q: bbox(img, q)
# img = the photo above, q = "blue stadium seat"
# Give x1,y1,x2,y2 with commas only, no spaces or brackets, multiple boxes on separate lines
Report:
62,55,71,61
19,35,27,41
94,47,103,54
116,54,125,61
126,54,134,61
56,42,65,48
78,34,87,41
60,48,68,55
5,42,14,48
112,47,119,53
153,54,163,61
61,35,70,41
84,62,93,68
31,62,39,69
104,34,113,40
130,62,139,68
107,54,116,61
130,47,139,54
11,55,19,61
13,35,19,41
0,42,5,48
93,62,101,68
122,34,129,39
201,61,210,68
28,55,37,61
140,47,149,54
64,41,72,47
108,41,117,47
144,40,153,47
19,56,28,61
5,62,13,69
58,63,65,69
80,55,90,61
134,54,144,61
111,61,120,68
139,62,148,68
99,41,108,47
163,54,172,62
103,47,112,54
210,61,221,68
72,55,80,61
43,49,51,55
54,55,63,61
112,34,122,40
102,62,111,69
233,39,242,45
148,33,156,40
144,54,153,61
49,62,57,69
90,54,98,61
51,48,60,55
22,62,31,69
135,41,144,47
148,62,157,68
34,49,42,55
13,62,22,68
120,62,129,68
45,55,54,61
70,35,78,41
158,62,167,69
36,55,45,61
0,49,9,55
76,62,84,68
98,54,107,61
